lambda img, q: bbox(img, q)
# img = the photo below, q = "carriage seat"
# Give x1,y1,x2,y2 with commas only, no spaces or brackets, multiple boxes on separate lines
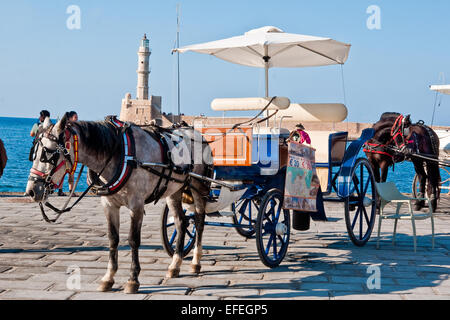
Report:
211,97,291,111
276,103,348,122
307,131,348,193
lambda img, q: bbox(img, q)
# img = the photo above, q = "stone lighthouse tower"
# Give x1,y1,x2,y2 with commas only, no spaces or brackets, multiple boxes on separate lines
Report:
120,34,162,125
137,34,150,100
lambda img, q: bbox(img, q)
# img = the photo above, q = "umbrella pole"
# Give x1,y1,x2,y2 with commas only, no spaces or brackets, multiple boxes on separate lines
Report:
264,45,270,126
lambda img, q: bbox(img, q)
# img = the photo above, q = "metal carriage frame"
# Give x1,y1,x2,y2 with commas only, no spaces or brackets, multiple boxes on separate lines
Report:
160,125,378,268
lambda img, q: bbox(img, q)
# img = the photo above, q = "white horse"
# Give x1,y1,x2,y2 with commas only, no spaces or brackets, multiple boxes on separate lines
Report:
26,113,213,294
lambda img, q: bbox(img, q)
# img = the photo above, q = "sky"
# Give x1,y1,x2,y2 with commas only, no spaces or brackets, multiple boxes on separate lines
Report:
0,0,449,125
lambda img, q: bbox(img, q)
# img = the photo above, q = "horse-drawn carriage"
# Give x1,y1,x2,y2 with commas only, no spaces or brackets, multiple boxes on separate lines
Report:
25,27,380,292
160,97,377,268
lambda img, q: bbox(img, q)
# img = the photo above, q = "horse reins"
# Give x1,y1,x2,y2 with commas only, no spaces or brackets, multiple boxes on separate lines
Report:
32,123,118,224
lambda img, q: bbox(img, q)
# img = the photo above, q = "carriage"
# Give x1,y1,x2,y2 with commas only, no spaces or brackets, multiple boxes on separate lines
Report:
160,97,377,268
158,26,379,268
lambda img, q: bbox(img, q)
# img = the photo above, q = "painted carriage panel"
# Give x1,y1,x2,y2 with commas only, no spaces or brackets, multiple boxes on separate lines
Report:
199,127,252,166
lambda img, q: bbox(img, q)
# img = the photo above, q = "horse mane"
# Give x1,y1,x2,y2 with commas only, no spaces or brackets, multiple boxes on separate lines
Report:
371,112,401,143
71,121,120,158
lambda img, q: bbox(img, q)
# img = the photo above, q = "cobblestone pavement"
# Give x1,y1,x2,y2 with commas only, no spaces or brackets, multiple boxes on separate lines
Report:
0,195,448,300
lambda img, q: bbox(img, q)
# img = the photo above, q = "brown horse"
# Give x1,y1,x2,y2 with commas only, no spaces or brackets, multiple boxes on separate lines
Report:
364,113,441,212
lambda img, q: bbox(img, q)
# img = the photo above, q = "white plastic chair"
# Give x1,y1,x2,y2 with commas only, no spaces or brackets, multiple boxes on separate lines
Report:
375,182,435,252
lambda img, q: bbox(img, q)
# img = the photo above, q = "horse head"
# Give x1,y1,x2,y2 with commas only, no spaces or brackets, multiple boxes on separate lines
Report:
26,113,78,202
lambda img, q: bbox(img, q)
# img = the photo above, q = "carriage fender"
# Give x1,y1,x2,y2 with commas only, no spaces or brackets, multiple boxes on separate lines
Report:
337,128,375,198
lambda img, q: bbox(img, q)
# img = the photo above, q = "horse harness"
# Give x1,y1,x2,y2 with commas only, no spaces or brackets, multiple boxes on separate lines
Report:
88,116,208,205
364,114,439,164
29,125,79,191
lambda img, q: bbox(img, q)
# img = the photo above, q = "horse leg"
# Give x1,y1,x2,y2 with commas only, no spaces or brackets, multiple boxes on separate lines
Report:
380,160,390,183
124,203,144,294
426,161,441,213
166,189,186,278
371,158,381,183
98,200,120,292
413,160,427,210
190,189,206,274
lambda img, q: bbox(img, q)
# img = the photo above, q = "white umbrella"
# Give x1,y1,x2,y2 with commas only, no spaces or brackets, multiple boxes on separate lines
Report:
174,26,351,97
430,84,450,95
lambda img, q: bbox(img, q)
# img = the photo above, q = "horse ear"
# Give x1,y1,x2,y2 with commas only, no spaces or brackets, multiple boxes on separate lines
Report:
56,112,70,134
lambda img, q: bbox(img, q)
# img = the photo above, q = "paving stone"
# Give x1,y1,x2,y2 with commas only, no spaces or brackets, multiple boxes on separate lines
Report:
333,293,403,300
0,196,448,300
331,275,396,286
191,288,260,298
0,266,11,273
0,280,53,290
0,259,53,268
0,289,76,300
148,294,219,300
41,254,101,262
71,292,148,300
163,277,229,288
299,282,365,292
259,289,330,299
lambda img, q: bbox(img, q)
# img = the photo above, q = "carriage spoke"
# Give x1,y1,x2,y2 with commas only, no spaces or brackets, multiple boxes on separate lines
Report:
265,234,274,255
169,229,177,246
277,234,285,245
362,206,370,226
352,176,361,196
274,202,282,223
351,207,361,230
272,234,278,258
186,228,195,239
359,205,363,240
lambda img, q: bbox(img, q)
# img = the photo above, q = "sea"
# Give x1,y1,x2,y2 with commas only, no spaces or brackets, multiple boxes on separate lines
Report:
0,116,445,194
0,117,88,193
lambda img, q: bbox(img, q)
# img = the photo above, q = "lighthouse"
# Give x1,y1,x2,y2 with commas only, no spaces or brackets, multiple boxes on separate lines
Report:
119,34,162,125
137,34,150,100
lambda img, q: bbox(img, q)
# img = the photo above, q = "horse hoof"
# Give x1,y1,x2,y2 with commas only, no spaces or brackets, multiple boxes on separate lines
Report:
97,280,114,292
191,264,201,274
124,281,140,294
166,268,180,278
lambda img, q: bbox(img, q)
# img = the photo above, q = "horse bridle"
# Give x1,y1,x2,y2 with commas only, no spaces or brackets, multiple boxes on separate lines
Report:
390,114,408,150
29,125,79,193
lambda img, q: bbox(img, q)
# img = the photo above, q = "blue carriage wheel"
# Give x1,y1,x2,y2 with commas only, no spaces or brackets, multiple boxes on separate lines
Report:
231,198,257,238
255,189,290,268
160,204,196,258
344,158,377,247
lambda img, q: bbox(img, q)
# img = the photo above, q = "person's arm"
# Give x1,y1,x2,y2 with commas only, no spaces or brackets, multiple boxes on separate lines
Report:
30,123,38,137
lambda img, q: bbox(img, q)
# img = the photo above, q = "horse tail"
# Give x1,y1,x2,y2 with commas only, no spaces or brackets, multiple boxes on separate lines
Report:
426,159,441,202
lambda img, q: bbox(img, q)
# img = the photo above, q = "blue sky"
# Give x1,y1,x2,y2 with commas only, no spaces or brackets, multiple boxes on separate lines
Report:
0,0,449,125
